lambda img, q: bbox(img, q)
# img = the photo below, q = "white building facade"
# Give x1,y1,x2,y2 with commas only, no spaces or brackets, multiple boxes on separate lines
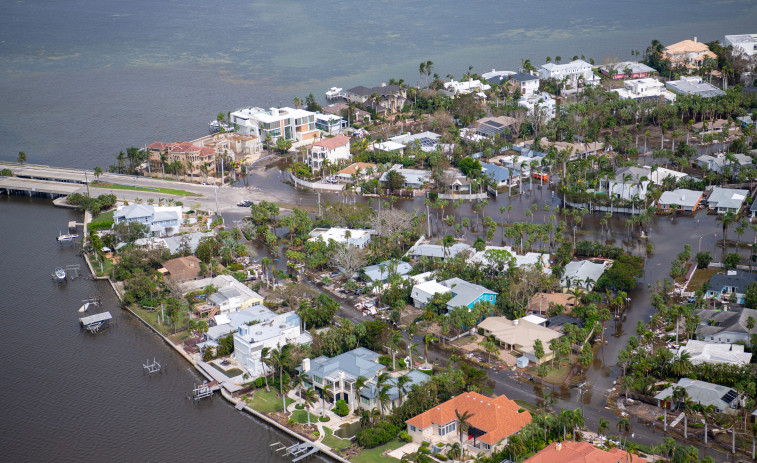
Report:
230,107,318,142
307,135,351,171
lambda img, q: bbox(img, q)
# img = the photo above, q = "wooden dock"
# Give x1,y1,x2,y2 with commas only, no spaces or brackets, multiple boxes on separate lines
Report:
79,312,112,333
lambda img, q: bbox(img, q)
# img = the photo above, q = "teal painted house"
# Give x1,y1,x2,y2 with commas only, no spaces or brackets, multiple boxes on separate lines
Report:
441,277,497,312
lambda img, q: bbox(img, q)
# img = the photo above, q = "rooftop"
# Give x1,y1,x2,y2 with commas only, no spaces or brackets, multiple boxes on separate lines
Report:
654,378,739,410
442,277,497,308
658,189,703,208
336,162,376,176
312,135,350,150
161,256,202,281
478,316,562,356
666,77,725,98
600,61,656,75
525,441,646,463
707,187,748,209
302,347,384,382
674,340,752,366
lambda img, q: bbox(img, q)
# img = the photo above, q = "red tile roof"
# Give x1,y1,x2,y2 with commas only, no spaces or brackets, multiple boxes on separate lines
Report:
313,135,350,150
525,441,648,463
148,142,215,157
405,392,531,445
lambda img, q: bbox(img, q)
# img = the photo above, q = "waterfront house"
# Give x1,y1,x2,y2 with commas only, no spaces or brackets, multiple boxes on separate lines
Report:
161,256,202,282
525,441,647,463
605,166,650,201
322,103,372,124
600,61,656,80
181,274,263,313
344,84,407,115
307,227,374,249
314,114,347,135
411,280,452,308
481,69,516,85
560,260,607,291
508,72,540,97
234,308,311,377
362,260,413,282
695,306,757,345
297,347,429,412
189,131,263,163
229,106,318,142
705,187,748,213
538,59,599,88
405,391,531,456
388,131,453,154
114,203,182,237
663,38,717,69
477,316,561,364
160,231,214,254
613,78,676,102
666,76,725,98
656,188,703,212
474,115,517,138
725,34,757,57
334,162,376,183
655,378,741,413
441,277,496,312
673,340,752,366
443,79,491,96
468,246,550,273
147,141,217,179
306,135,351,172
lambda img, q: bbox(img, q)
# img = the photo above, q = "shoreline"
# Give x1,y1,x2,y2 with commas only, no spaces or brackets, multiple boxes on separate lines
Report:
90,237,349,463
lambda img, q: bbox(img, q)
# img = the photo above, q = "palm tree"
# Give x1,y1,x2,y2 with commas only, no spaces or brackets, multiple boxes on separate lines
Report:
423,333,437,365
260,347,271,392
598,417,609,438
377,384,391,416
616,417,632,449
17,151,26,164
455,409,475,452
268,347,291,412
353,375,367,412
396,375,411,405
721,210,736,249
320,383,333,418
446,442,462,462
93,166,103,181
292,372,310,403
302,386,317,427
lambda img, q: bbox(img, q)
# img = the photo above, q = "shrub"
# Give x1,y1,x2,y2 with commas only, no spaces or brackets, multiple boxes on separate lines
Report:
0,168,13,176
434,454,447,461
399,431,412,443
333,399,349,417
295,404,305,410
319,416,330,422
229,263,244,271
378,356,392,367
696,251,712,268
356,420,400,448
254,377,265,388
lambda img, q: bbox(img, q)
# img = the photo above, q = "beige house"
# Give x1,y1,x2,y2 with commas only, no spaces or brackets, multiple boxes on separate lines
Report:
478,316,562,364
663,38,717,69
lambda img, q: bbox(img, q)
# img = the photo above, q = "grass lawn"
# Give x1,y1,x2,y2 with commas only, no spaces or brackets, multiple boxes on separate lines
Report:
687,267,717,293
350,439,403,463
91,181,200,197
322,427,351,450
250,390,293,413
90,210,114,225
514,399,538,412
130,304,190,338
89,254,115,277
290,409,319,424
533,361,574,386
210,362,243,378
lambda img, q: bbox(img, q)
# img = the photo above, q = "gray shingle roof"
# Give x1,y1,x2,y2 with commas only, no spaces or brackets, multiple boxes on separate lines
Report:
695,306,757,337
363,260,413,282
362,369,431,400
707,187,748,210
304,347,384,381
654,378,739,411
442,277,496,308
114,204,154,220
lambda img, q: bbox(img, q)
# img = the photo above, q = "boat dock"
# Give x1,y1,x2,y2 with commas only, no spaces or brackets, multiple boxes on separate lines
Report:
271,442,320,462
79,311,112,333
191,381,219,401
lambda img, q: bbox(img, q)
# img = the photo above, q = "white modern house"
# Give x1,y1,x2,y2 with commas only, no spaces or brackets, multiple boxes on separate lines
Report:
181,274,264,314
725,34,757,57
307,135,351,171
468,246,550,273
229,106,318,142
114,204,183,237
234,308,311,377
666,77,725,98
561,260,608,290
706,187,748,213
443,79,491,96
613,78,676,102
518,92,557,122
379,166,432,189
538,60,599,87
308,227,374,248
508,73,540,97
673,340,752,366
315,114,347,135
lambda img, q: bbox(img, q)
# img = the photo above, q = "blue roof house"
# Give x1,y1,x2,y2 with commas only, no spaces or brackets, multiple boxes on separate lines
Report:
441,277,497,312
481,162,520,188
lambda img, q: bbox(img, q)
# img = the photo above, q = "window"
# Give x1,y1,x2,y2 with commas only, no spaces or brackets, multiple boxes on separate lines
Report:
409,425,417,432
482,443,491,450
312,375,322,385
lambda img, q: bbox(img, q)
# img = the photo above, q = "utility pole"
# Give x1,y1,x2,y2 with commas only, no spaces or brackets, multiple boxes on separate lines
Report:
84,171,91,197
426,202,431,237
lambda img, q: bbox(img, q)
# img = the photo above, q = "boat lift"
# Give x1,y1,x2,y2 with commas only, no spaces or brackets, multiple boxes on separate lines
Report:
270,442,319,462
192,381,215,401
79,311,112,333
143,358,162,374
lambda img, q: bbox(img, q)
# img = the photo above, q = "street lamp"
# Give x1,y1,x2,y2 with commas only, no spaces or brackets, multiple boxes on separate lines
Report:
698,236,703,253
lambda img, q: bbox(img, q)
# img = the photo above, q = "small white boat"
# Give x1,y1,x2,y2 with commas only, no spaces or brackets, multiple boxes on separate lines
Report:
57,232,79,242
52,267,66,282
325,87,344,100
78,302,90,313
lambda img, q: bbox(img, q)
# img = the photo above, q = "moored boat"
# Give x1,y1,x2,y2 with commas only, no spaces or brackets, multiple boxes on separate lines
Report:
52,267,66,282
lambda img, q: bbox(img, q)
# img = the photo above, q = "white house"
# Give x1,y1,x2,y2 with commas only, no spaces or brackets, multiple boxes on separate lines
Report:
607,166,650,201
561,260,608,290
725,34,757,57
443,79,491,96
307,227,374,248
379,166,432,189
518,92,557,122
307,135,351,171
673,340,752,366
315,114,347,135
181,274,263,314
229,106,318,142
113,204,183,237
613,78,676,102
481,69,515,84
706,187,748,213
538,60,599,87
234,309,311,377
411,280,452,308
666,77,725,98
